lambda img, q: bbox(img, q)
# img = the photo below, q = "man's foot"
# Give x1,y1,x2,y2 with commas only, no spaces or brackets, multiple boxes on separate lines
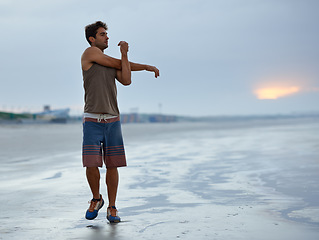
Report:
85,195,104,220
107,206,121,223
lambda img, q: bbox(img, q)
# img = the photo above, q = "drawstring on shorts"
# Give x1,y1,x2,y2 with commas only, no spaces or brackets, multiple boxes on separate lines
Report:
98,114,111,122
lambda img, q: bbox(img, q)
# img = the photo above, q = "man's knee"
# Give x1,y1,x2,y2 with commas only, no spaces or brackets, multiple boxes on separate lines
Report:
106,167,118,177
86,167,99,175
86,166,98,170
106,167,118,172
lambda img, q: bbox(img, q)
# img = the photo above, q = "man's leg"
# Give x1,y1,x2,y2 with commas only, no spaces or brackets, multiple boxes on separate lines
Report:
106,167,119,207
104,119,125,222
86,167,101,199
85,167,104,220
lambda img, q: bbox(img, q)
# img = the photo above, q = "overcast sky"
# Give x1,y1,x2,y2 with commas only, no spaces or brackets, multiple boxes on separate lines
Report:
0,0,318,116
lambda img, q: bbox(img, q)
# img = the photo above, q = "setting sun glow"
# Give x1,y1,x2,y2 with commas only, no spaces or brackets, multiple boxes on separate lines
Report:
255,86,300,99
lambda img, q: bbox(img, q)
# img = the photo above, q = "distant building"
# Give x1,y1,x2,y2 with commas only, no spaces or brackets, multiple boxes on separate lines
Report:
32,105,70,123
121,113,139,123
120,113,177,123
148,114,177,123
0,105,70,124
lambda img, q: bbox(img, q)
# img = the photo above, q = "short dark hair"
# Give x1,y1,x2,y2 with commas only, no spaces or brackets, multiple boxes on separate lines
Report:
85,21,108,45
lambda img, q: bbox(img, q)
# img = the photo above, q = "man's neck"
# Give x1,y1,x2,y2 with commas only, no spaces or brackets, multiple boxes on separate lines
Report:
92,45,104,52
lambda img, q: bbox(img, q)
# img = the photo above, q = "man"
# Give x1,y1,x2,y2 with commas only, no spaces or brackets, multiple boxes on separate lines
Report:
81,21,159,223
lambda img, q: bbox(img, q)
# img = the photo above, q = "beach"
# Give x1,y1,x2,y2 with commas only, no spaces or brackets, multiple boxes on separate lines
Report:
0,116,318,240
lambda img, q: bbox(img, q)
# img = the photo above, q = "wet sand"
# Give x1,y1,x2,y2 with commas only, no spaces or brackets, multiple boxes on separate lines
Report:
0,117,318,239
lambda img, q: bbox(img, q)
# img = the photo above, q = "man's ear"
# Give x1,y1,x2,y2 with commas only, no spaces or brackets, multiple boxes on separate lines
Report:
89,36,95,44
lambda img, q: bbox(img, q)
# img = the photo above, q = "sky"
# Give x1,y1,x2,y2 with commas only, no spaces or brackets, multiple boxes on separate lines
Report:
0,0,318,116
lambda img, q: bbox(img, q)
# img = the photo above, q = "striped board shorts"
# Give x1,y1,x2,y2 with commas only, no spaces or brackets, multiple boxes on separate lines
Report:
82,115,127,168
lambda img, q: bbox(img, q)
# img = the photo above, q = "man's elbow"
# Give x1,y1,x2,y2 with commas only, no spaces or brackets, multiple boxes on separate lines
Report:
122,79,131,86
121,70,131,86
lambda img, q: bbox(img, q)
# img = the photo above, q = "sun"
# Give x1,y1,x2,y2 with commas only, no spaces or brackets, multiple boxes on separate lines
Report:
254,86,300,99
253,74,310,100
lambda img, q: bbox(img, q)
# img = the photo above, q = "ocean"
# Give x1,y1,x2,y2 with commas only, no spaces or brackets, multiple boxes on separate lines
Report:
0,116,318,240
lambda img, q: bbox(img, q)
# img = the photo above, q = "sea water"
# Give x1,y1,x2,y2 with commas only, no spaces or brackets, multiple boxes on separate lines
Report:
0,116,318,240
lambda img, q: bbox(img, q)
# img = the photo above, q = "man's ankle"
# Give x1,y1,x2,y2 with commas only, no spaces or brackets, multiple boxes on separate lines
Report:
93,194,101,201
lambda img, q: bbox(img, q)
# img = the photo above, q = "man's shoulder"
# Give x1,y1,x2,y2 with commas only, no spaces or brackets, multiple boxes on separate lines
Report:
82,46,100,56
81,47,102,67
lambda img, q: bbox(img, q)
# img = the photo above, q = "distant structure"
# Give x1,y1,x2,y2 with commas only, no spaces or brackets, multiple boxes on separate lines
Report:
120,105,176,123
121,112,140,123
149,114,176,123
32,105,70,123
120,113,177,123
0,105,70,124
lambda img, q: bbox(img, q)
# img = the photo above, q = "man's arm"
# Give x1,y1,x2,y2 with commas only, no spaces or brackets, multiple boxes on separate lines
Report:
130,62,160,78
82,46,160,78
81,47,122,70
116,41,131,86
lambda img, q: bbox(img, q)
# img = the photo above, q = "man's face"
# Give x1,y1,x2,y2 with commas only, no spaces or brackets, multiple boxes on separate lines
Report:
92,27,109,50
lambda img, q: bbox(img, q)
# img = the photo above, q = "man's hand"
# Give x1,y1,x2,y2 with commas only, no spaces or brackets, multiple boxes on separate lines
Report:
146,65,160,78
118,41,129,54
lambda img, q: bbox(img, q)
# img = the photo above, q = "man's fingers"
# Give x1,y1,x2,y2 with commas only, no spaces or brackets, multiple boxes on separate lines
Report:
154,68,160,78
118,41,129,53
118,41,128,46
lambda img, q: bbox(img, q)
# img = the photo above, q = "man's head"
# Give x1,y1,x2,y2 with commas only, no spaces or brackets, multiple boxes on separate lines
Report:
85,21,109,49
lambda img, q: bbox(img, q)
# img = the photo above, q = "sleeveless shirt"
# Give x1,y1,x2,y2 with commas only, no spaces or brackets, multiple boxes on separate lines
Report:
82,63,120,116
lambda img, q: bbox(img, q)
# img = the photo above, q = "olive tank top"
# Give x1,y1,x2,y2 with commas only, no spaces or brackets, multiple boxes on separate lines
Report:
82,63,119,116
